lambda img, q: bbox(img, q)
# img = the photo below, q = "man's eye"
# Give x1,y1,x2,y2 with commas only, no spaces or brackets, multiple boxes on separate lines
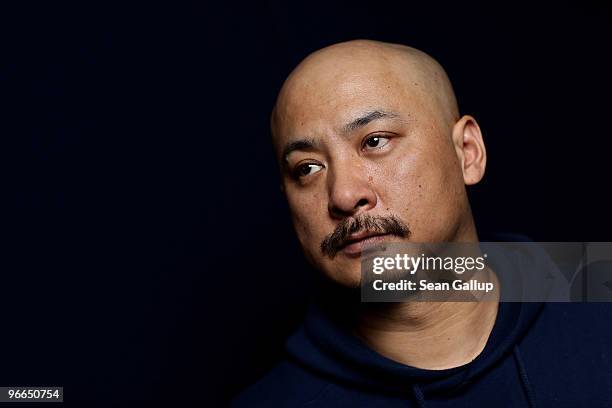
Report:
363,135,390,150
295,163,324,178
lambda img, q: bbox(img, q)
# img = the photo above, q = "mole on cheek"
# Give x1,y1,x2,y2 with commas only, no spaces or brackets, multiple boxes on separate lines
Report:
368,176,373,182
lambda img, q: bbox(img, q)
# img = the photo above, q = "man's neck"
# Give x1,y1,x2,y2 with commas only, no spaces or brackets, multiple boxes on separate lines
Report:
353,271,500,370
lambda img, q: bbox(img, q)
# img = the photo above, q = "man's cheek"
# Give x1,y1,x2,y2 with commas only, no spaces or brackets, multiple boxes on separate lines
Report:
292,218,322,252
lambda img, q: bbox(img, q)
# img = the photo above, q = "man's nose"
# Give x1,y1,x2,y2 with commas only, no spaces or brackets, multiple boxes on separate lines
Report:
327,161,377,219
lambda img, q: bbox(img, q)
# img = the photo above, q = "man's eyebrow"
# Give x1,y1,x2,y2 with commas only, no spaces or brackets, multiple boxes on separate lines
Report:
343,110,401,134
282,138,318,162
281,110,402,161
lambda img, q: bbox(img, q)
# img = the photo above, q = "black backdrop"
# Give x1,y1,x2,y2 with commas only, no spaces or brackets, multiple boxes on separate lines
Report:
3,1,611,406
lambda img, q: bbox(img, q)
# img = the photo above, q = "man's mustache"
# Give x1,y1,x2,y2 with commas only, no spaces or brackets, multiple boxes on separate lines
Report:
320,214,411,258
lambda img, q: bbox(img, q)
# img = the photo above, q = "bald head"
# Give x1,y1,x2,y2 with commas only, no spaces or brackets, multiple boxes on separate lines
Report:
271,40,460,145
270,40,486,287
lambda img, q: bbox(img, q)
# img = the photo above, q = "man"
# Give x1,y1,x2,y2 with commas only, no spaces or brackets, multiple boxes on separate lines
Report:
232,40,612,407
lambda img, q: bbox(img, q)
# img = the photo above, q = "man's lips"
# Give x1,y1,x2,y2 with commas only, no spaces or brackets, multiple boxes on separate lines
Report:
340,232,392,256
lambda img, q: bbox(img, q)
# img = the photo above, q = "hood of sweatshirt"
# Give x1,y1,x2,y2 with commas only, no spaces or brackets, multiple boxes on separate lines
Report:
285,234,546,406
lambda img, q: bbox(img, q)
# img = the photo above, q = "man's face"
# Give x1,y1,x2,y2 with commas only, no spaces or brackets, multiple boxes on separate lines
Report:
272,50,475,288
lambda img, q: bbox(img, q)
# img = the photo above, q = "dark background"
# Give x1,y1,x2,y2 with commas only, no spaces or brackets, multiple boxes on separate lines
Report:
3,1,611,406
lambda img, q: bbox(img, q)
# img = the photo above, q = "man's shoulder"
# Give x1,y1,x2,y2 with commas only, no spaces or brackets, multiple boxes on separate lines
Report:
230,358,330,408
541,302,612,325
525,302,612,350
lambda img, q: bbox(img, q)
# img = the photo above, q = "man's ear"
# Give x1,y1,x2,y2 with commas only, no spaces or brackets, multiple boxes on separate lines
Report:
451,115,487,185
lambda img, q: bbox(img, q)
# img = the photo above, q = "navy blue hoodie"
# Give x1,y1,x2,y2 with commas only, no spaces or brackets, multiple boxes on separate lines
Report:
233,238,612,407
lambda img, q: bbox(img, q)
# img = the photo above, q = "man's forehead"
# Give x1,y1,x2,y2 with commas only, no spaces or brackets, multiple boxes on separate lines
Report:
271,40,459,146
274,71,416,136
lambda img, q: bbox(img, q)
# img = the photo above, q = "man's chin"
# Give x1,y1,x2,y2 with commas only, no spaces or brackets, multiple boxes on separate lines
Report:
322,262,362,290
